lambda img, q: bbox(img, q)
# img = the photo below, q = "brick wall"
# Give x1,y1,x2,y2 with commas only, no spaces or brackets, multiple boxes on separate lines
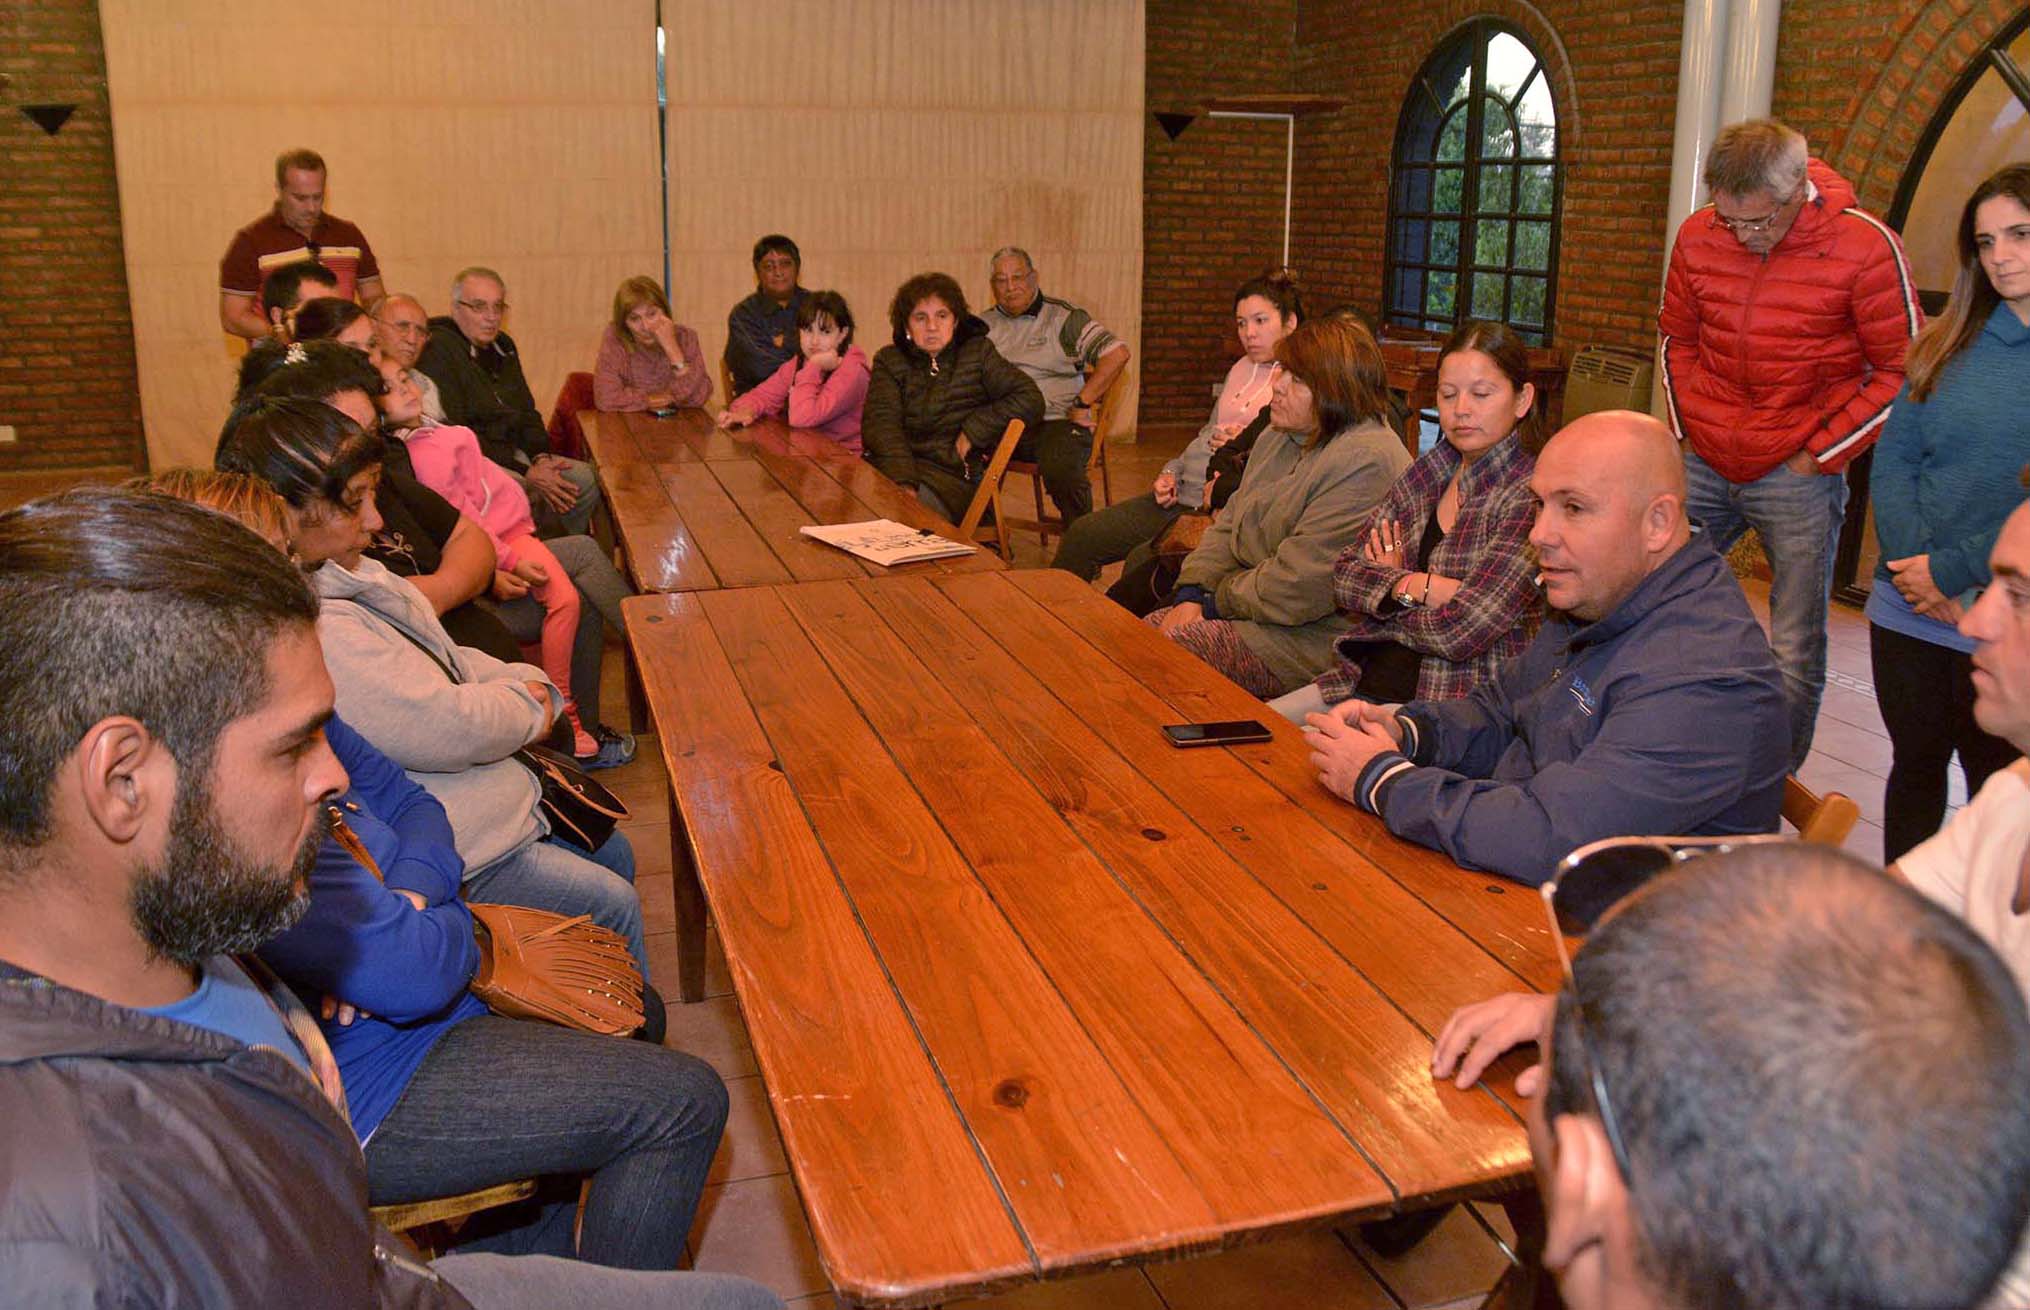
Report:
1775,0,2027,214
1290,0,1682,363
1141,0,1298,425
0,0,144,472
1140,0,2017,422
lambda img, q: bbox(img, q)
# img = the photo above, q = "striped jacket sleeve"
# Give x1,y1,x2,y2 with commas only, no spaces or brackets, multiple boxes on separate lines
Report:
1808,210,1921,471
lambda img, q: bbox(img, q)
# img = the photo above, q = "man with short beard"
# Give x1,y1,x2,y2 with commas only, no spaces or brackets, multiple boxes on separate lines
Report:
0,490,778,1310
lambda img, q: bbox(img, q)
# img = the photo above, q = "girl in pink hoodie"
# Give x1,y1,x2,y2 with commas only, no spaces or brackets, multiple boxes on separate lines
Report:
718,289,869,452
375,357,598,758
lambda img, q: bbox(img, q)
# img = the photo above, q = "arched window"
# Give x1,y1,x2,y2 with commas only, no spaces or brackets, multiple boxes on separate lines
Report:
1385,21,1561,343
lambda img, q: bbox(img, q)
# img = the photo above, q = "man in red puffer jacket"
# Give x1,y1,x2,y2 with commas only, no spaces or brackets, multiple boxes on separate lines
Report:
1659,119,1920,768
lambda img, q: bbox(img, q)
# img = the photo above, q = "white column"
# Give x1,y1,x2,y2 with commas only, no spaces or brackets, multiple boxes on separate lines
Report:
1718,0,1783,126
1665,0,1732,253
1655,0,1731,415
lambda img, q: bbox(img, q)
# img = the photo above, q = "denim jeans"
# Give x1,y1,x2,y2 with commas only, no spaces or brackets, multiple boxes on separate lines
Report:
364,1016,727,1270
1682,448,1845,767
465,831,646,978
433,1254,782,1310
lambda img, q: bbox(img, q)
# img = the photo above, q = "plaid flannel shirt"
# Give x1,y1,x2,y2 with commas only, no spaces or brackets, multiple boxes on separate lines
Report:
1316,431,1541,703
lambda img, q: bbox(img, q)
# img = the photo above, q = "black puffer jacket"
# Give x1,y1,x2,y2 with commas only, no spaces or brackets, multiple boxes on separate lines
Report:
861,315,1043,515
0,962,473,1308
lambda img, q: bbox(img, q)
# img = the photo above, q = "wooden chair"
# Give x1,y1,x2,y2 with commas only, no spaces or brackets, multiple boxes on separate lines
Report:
999,371,1126,550
1783,775,1861,845
955,419,1027,562
371,1179,538,1254
718,355,736,407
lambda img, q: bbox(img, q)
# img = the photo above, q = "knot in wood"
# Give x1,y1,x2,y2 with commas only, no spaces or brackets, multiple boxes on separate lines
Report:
1139,827,1166,842
993,1078,1030,1108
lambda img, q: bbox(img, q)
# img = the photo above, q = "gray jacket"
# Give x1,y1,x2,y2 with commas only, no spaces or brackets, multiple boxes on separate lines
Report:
0,962,473,1308
313,558,549,872
1178,419,1410,689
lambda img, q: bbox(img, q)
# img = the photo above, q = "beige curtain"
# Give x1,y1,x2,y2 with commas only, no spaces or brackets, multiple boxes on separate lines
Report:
99,0,662,469
666,0,1144,437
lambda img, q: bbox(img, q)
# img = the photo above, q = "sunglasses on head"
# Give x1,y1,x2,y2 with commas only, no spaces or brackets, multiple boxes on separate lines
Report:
1539,833,1790,1175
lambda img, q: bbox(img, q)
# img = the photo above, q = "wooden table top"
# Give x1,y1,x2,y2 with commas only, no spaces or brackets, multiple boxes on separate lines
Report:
582,407,1005,593
625,568,1561,1308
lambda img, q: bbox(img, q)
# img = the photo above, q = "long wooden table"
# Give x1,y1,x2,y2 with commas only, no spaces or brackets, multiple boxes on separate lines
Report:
624,568,1558,1307
582,407,1003,594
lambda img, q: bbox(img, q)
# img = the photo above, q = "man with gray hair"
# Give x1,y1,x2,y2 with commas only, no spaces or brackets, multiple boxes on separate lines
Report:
1659,118,1921,766
417,266,602,538
981,246,1130,525
372,292,447,422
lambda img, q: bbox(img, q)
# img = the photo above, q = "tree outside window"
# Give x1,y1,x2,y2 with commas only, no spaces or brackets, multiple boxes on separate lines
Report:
1386,21,1560,343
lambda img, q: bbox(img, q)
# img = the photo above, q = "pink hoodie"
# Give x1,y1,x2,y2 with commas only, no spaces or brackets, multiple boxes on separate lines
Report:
728,345,870,453
401,423,538,570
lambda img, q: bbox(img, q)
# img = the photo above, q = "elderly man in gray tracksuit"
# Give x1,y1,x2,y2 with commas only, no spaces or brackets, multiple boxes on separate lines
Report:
1306,411,1790,885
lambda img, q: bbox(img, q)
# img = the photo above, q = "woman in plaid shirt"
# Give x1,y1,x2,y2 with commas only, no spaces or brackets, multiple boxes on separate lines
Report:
1270,321,1545,720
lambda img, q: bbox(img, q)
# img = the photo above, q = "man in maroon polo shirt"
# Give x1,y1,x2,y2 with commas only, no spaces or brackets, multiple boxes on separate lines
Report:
220,148,385,341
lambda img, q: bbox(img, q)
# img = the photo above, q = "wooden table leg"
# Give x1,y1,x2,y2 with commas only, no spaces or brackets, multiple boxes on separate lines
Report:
623,642,649,735
668,783,709,1003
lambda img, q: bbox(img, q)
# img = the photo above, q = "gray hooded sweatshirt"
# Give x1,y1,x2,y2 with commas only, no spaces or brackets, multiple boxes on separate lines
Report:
313,558,550,872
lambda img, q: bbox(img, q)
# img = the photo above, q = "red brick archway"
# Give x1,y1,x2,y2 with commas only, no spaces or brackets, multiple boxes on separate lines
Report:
1824,0,2026,214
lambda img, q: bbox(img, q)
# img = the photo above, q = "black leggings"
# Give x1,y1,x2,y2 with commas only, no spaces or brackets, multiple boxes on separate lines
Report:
1869,622,2017,862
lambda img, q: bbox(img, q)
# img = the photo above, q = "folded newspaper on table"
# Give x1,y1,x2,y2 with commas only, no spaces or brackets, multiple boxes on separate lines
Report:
798,519,978,566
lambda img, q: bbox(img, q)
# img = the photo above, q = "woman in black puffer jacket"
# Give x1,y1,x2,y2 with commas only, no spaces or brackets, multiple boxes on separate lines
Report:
862,271,1043,519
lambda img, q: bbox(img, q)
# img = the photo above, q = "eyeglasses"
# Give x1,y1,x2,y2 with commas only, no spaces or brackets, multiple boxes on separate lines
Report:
1711,195,1797,235
1540,834,1791,1174
455,298,508,316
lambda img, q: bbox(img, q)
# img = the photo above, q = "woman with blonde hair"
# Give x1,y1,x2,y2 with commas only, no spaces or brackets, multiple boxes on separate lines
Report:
594,275,711,412
1146,315,1410,695
1867,162,2030,860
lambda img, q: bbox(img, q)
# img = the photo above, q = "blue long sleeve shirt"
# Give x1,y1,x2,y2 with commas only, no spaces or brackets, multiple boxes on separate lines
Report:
1870,302,2030,605
258,715,486,1142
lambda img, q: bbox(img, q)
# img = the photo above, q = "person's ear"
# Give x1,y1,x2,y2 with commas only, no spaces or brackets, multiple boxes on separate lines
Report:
1514,380,1537,423
72,717,171,846
1541,1113,1628,1273
1640,491,1681,552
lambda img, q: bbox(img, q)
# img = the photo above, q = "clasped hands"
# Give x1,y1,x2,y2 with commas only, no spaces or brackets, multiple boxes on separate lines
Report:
1303,699,1405,801
1886,552,1962,624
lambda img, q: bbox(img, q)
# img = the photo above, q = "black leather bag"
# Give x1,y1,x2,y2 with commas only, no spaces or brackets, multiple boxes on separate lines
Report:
515,744,629,852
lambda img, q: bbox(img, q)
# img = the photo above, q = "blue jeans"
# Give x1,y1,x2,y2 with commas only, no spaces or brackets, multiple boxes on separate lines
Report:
434,1254,781,1309
465,831,646,979
1682,448,1846,767
366,1015,728,1270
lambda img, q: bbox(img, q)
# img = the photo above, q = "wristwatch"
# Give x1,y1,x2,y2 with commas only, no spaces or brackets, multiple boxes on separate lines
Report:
1392,578,1421,608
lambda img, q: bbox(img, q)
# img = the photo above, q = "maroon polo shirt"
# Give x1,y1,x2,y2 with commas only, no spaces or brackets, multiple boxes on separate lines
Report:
220,206,381,302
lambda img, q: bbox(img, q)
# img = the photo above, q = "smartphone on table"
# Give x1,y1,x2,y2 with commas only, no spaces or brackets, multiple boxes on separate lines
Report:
1161,720,1274,748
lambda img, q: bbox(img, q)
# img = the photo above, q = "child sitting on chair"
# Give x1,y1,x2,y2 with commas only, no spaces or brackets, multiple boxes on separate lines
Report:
375,355,599,759
717,289,870,453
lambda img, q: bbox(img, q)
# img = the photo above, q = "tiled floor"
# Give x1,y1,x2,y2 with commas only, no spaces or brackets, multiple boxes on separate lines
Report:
592,424,1908,1308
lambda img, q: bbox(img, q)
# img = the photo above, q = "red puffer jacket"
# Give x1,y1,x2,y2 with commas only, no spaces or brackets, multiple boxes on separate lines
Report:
1659,158,1920,482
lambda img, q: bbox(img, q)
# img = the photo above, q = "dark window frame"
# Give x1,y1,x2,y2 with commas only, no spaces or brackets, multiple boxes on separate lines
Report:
1383,19,1563,343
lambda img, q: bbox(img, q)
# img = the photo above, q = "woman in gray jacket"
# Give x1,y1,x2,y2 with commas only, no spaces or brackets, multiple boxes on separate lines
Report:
218,394,646,974
1148,316,1410,696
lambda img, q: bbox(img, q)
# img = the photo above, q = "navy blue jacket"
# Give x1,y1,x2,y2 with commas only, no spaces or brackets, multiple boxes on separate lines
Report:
259,715,486,1141
1349,536,1789,884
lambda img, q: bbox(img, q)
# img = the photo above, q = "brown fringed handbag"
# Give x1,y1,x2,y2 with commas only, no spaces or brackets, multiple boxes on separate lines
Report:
329,807,645,1037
